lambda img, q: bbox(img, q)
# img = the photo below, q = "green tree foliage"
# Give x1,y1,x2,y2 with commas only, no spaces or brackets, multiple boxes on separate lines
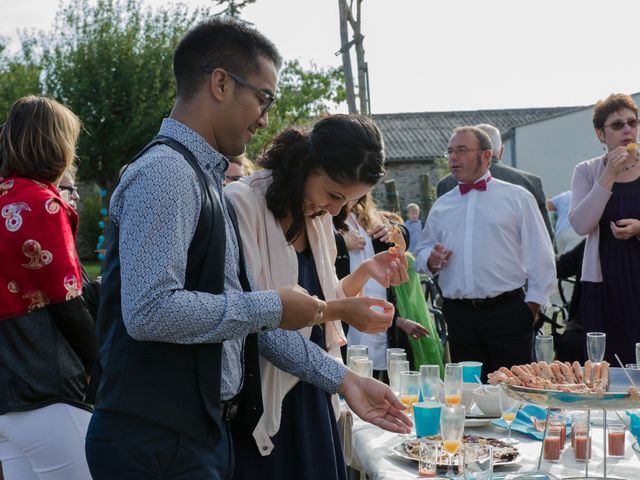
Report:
0,36,42,118
76,192,104,260
247,59,346,159
42,0,209,190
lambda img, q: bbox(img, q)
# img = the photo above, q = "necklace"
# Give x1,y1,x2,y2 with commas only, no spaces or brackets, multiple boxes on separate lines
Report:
624,159,640,171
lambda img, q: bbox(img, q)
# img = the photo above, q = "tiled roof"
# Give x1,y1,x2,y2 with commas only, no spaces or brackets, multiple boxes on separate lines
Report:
372,106,580,161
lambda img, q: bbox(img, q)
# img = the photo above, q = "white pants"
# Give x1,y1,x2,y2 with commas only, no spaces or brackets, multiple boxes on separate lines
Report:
0,403,92,480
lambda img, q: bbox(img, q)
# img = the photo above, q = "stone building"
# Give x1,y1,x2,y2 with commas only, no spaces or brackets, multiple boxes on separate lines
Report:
370,106,576,219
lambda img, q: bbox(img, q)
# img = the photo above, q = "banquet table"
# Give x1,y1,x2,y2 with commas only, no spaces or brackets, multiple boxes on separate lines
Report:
348,412,640,479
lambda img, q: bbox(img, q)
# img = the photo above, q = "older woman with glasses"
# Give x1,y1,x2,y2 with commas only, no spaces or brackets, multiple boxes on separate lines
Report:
569,93,640,364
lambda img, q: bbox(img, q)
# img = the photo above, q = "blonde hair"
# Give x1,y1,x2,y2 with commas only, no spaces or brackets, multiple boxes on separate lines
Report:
352,193,384,233
0,96,81,182
228,153,255,175
406,203,420,214
381,210,404,225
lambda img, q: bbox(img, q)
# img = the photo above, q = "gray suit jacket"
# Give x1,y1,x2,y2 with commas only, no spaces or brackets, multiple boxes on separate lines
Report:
436,159,554,240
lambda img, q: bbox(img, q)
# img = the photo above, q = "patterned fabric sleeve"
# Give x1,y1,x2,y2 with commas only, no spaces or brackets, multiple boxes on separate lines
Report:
0,177,82,320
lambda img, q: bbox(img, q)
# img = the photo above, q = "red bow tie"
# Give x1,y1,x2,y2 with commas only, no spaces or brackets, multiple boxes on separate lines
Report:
459,177,491,195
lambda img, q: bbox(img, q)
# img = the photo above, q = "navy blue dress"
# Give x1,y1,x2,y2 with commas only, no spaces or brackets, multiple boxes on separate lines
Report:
233,246,347,480
581,177,640,364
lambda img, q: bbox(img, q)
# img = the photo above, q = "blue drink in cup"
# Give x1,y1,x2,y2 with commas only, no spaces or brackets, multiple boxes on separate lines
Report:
460,361,483,383
413,401,442,437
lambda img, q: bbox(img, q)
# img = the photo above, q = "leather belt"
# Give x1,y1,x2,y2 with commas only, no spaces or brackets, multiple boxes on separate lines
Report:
221,399,239,422
450,288,523,309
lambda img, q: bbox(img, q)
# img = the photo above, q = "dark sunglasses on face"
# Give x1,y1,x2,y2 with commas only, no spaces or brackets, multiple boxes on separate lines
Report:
604,118,639,131
201,65,275,117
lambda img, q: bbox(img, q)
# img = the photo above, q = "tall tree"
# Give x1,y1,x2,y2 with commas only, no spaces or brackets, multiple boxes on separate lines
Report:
0,35,42,117
42,0,209,192
211,0,257,18
337,0,369,114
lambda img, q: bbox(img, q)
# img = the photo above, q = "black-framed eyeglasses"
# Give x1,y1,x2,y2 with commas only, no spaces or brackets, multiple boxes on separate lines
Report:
604,118,639,131
201,65,275,117
444,147,488,158
59,185,78,195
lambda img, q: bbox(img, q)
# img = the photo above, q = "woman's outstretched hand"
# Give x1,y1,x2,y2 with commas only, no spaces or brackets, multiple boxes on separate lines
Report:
327,297,394,333
365,251,409,287
338,371,413,434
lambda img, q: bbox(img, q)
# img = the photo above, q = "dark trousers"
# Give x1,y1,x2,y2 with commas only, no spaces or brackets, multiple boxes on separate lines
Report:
442,291,534,383
86,410,233,480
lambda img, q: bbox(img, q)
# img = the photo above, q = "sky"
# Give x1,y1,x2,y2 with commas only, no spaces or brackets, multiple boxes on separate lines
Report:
2,0,640,114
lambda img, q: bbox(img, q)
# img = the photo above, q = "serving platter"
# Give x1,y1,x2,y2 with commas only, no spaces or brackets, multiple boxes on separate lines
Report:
390,435,519,466
504,368,640,411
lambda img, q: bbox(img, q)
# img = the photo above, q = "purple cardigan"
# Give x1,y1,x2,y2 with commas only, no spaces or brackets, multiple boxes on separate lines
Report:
569,154,612,282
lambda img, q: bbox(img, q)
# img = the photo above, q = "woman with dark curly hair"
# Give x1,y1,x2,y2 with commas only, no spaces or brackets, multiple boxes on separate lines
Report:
0,96,95,479
226,114,408,480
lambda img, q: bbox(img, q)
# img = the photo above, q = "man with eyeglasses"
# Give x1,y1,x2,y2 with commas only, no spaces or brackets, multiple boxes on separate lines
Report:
415,126,555,381
86,18,410,480
437,123,554,241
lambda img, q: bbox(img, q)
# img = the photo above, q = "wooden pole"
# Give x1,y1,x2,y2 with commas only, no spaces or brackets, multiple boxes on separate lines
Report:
384,179,401,213
419,174,433,219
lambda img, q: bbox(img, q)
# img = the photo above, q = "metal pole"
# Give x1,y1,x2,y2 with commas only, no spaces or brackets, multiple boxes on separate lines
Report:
537,407,551,470
603,408,607,479
586,409,590,478
364,62,371,115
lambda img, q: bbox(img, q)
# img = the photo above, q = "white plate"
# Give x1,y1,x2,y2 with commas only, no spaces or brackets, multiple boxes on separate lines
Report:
465,405,499,427
465,417,494,427
390,439,519,466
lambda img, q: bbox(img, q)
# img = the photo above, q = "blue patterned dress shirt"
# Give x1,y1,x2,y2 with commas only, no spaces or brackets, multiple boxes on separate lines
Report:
110,118,346,399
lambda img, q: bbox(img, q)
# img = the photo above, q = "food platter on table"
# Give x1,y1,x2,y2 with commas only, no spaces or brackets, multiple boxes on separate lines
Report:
487,362,640,411
390,434,519,466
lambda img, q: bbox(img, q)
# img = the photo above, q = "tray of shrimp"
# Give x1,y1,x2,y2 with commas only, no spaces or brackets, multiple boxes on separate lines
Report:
487,361,640,410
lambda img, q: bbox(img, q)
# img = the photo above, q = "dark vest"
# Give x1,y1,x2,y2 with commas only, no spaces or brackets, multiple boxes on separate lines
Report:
91,136,261,445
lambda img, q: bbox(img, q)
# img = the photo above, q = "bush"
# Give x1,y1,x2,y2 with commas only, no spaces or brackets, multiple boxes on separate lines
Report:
77,193,104,261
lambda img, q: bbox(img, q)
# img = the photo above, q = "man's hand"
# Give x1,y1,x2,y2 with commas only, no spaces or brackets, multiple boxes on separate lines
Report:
338,371,412,434
427,243,452,273
610,219,640,240
342,229,366,251
364,251,409,287
277,285,326,330
327,297,394,334
397,317,430,339
527,302,540,325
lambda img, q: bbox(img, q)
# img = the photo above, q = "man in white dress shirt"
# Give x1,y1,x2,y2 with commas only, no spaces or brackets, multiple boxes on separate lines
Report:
415,126,556,378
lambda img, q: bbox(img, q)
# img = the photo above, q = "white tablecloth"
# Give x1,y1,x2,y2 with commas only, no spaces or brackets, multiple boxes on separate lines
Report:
349,413,640,479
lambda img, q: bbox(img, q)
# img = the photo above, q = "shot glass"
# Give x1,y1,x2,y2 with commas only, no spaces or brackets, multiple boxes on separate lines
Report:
346,345,368,367
573,423,592,461
418,442,439,478
463,443,493,480
351,358,373,378
543,425,562,462
608,423,626,457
